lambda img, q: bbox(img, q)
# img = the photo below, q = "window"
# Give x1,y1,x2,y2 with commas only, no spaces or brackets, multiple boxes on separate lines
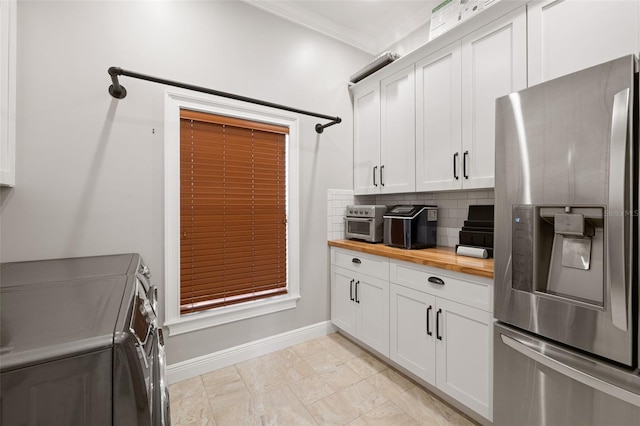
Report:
179,110,288,314
164,91,300,335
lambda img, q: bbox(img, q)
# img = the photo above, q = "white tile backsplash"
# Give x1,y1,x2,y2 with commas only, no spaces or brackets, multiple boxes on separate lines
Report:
327,189,494,247
327,189,355,240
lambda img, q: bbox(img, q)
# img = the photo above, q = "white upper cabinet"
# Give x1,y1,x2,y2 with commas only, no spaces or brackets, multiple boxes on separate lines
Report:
352,1,639,195
354,65,416,196
415,42,463,192
0,0,16,187
460,6,527,190
528,0,640,86
380,65,416,194
353,81,381,195
415,7,526,192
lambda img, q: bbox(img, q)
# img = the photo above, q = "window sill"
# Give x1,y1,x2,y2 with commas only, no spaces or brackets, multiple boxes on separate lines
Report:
163,293,301,336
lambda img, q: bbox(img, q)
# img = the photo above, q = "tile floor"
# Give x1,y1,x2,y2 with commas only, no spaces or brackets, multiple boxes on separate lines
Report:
169,332,477,425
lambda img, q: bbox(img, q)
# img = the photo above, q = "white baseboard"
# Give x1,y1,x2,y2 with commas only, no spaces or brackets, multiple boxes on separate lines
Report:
167,321,337,384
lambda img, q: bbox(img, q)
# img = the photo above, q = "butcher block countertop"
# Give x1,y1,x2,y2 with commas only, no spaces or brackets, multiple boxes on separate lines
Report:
328,240,494,279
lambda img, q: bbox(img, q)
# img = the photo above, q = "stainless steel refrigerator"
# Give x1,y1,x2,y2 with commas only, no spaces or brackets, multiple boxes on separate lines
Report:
494,55,640,425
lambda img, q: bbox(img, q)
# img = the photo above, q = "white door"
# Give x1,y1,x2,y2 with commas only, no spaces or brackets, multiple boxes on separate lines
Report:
415,42,463,192
330,266,357,336
353,82,381,195
528,0,640,86
380,65,416,194
435,298,493,421
389,283,436,384
461,6,527,190
356,274,390,357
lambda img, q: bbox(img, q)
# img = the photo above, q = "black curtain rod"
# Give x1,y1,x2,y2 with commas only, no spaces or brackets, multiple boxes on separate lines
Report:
107,67,341,134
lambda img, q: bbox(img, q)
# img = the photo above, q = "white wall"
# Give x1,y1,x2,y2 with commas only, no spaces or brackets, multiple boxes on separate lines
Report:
383,22,432,57
0,1,370,364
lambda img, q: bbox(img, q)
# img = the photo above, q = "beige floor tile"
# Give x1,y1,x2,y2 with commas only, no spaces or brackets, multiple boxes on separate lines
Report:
291,338,327,358
365,369,415,400
303,349,343,375
272,347,306,365
169,375,206,402
320,362,363,392
361,400,420,425
340,380,389,417
318,333,365,362
347,416,370,426
208,387,254,413
288,374,335,405
346,352,388,379
201,365,248,400
392,387,475,426
170,390,215,426
236,351,315,393
306,378,387,424
171,334,474,426
236,348,290,371
253,387,316,426
235,349,307,393
237,365,289,393
306,390,362,424
211,385,315,426
278,353,317,383
209,392,262,426
173,419,216,426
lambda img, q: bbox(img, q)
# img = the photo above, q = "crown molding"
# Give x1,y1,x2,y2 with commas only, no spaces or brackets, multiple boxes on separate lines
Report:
243,0,433,55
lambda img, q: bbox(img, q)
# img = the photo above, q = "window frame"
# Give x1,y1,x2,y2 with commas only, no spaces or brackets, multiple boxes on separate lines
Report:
163,90,300,336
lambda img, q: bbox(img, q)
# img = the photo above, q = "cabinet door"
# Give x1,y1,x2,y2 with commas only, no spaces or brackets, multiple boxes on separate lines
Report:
331,266,357,336
356,274,390,357
0,0,16,187
353,82,381,195
415,42,463,192
461,6,527,190
389,283,436,384
435,298,493,421
528,0,640,86
380,65,416,194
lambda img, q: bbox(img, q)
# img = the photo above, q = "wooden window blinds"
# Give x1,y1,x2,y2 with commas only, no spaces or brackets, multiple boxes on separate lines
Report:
180,109,288,315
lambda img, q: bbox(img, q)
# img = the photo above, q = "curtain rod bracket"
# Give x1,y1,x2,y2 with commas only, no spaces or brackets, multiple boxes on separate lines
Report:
315,117,342,134
106,66,341,134
108,67,127,99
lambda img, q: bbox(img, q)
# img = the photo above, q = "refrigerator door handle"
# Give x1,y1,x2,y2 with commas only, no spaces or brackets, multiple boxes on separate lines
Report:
500,333,640,408
607,88,630,331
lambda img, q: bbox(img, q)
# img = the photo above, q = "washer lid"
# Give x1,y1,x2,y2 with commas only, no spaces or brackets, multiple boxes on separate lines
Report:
0,254,138,372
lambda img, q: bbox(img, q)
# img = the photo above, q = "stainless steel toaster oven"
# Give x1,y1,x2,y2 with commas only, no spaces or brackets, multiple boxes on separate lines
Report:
344,205,386,242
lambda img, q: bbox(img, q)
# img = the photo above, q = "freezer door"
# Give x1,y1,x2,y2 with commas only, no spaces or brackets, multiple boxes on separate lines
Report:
494,55,637,365
494,323,640,426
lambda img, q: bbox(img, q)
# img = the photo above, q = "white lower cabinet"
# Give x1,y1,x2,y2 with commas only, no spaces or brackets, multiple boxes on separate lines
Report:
390,284,436,383
330,248,493,421
330,249,390,357
435,297,492,420
390,283,492,420
390,260,493,421
331,267,358,336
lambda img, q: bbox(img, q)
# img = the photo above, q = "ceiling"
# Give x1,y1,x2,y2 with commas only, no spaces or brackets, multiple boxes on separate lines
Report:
244,0,439,55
